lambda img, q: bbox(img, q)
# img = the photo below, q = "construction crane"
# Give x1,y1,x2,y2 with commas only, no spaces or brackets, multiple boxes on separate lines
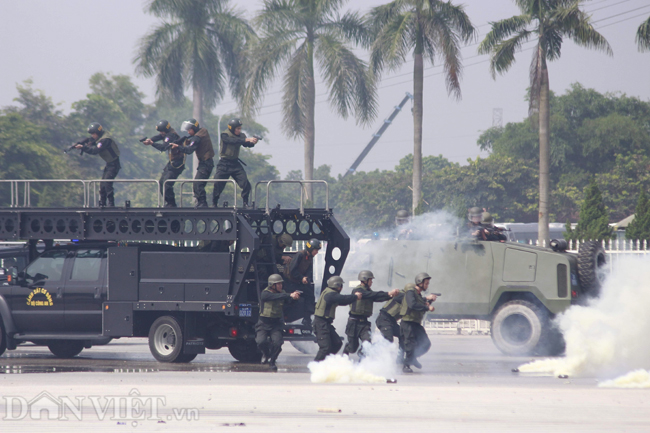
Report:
342,92,413,178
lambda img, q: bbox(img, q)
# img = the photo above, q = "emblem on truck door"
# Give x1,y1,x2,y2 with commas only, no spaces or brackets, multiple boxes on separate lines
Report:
26,287,54,307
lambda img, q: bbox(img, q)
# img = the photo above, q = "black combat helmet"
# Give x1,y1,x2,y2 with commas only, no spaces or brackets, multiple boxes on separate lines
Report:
88,122,104,137
306,239,321,252
358,270,374,283
228,118,243,133
156,120,172,133
181,118,200,133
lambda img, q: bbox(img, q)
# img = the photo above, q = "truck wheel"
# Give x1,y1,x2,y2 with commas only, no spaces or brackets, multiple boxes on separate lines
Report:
48,341,84,358
578,241,607,294
491,300,545,356
174,353,198,363
0,319,7,357
149,316,184,363
291,341,318,355
228,340,262,363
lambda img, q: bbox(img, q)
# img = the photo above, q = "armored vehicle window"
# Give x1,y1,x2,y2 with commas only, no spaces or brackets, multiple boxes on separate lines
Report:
23,250,67,283
1,256,26,271
70,249,105,281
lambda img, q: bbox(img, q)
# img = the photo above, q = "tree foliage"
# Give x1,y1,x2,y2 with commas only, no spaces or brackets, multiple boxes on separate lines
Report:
625,189,650,244
565,179,612,242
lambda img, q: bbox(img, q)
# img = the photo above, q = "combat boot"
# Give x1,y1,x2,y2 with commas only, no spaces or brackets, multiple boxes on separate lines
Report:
107,198,115,207
268,360,278,372
412,359,422,369
402,365,413,374
196,201,208,208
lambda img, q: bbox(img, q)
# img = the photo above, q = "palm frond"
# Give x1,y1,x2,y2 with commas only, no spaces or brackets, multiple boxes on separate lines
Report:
190,30,226,109
365,0,407,34
421,13,463,99
637,16,650,52
486,30,532,79
134,22,183,76
281,41,310,139
256,0,303,33
315,33,377,124
320,11,371,48
155,31,188,102
369,12,415,76
429,0,477,44
478,14,531,55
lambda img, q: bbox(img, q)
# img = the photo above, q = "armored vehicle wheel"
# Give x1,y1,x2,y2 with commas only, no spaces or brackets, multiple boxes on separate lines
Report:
0,319,6,357
149,316,184,363
48,340,84,358
174,353,198,363
228,340,263,363
578,241,607,294
491,300,545,356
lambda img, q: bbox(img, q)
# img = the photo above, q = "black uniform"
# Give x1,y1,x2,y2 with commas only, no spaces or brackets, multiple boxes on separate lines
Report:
255,287,294,364
81,136,120,206
400,289,431,367
176,128,215,207
256,235,287,282
283,250,315,327
343,285,391,356
376,290,406,343
313,287,358,362
212,130,255,206
149,129,183,207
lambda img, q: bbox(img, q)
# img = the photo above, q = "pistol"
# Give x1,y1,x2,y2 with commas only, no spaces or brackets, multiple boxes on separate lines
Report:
139,137,148,143
253,134,263,141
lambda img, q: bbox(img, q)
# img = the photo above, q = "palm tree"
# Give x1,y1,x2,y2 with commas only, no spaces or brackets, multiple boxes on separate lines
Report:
367,0,475,214
637,16,650,52
478,0,612,246
242,0,377,200
134,0,254,172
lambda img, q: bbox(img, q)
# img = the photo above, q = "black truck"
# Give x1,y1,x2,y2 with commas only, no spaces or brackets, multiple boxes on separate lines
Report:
0,181,348,363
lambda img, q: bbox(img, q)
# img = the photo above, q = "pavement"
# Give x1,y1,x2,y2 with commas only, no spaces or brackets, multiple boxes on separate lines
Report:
0,334,648,432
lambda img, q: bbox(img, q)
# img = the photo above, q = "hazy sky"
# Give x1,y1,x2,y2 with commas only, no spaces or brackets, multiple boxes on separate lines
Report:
1,0,649,178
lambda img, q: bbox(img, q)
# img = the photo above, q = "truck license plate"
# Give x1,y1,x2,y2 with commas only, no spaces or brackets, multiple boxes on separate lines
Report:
238,304,252,317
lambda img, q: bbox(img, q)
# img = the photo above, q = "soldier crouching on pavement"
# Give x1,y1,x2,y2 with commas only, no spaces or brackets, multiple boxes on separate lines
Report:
343,270,399,357
313,276,363,362
284,238,321,330
400,273,437,373
141,120,183,207
75,122,120,207
376,283,412,359
255,274,300,372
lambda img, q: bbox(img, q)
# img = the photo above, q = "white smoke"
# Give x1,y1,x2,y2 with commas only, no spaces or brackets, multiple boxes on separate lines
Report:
308,331,399,383
518,256,650,384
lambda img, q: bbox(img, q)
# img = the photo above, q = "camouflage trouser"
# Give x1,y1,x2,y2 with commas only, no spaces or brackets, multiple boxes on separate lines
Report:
193,158,214,205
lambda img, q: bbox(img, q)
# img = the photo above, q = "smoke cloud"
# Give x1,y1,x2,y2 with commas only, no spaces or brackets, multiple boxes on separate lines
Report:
308,331,399,383
518,256,650,386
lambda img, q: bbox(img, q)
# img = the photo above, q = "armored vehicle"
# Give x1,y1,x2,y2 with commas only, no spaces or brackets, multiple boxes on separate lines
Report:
346,237,606,356
0,179,346,363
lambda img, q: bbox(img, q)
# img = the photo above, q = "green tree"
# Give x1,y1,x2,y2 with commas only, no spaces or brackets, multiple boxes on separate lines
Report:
367,0,475,214
479,0,612,246
565,179,612,242
134,0,254,173
243,0,377,199
637,16,650,52
625,189,650,244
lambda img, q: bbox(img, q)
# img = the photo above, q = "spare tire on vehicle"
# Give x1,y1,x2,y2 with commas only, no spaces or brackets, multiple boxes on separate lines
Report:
578,241,607,295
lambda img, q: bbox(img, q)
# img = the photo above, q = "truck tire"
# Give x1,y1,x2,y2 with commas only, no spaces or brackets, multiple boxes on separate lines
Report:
48,341,84,358
0,318,6,357
228,340,263,363
491,300,545,356
291,341,318,355
149,316,184,363
174,353,198,363
578,241,607,294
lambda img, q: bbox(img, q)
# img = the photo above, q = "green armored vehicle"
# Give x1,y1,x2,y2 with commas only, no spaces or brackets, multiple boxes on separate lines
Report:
348,237,606,356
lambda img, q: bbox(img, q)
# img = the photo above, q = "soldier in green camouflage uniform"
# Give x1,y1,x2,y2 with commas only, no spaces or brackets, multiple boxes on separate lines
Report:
400,273,437,373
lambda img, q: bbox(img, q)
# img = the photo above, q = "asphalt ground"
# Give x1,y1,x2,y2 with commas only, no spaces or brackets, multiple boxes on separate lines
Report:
0,334,648,432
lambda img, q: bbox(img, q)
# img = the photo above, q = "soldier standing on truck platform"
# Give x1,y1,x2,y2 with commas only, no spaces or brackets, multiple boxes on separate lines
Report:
343,270,399,357
171,118,214,208
141,120,183,207
212,119,258,208
75,122,120,207
313,276,363,362
400,272,437,373
255,274,300,371
284,238,321,330
376,283,412,357
257,233,294,280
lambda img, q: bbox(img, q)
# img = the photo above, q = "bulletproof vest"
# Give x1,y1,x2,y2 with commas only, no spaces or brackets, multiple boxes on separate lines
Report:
284,250,312,283
259,287,285,319
220,129,247,160
96,137,120,163
381,290,405,318
190,128,215,161
315,287,339,320
349,285,374,317
400,286,426,323
166,129,185,164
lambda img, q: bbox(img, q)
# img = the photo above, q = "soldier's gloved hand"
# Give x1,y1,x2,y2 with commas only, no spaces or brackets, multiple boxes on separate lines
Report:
426,294,437,302
355,292,363,300
388,288,400,297
143,138,153,145
290,291,301,300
